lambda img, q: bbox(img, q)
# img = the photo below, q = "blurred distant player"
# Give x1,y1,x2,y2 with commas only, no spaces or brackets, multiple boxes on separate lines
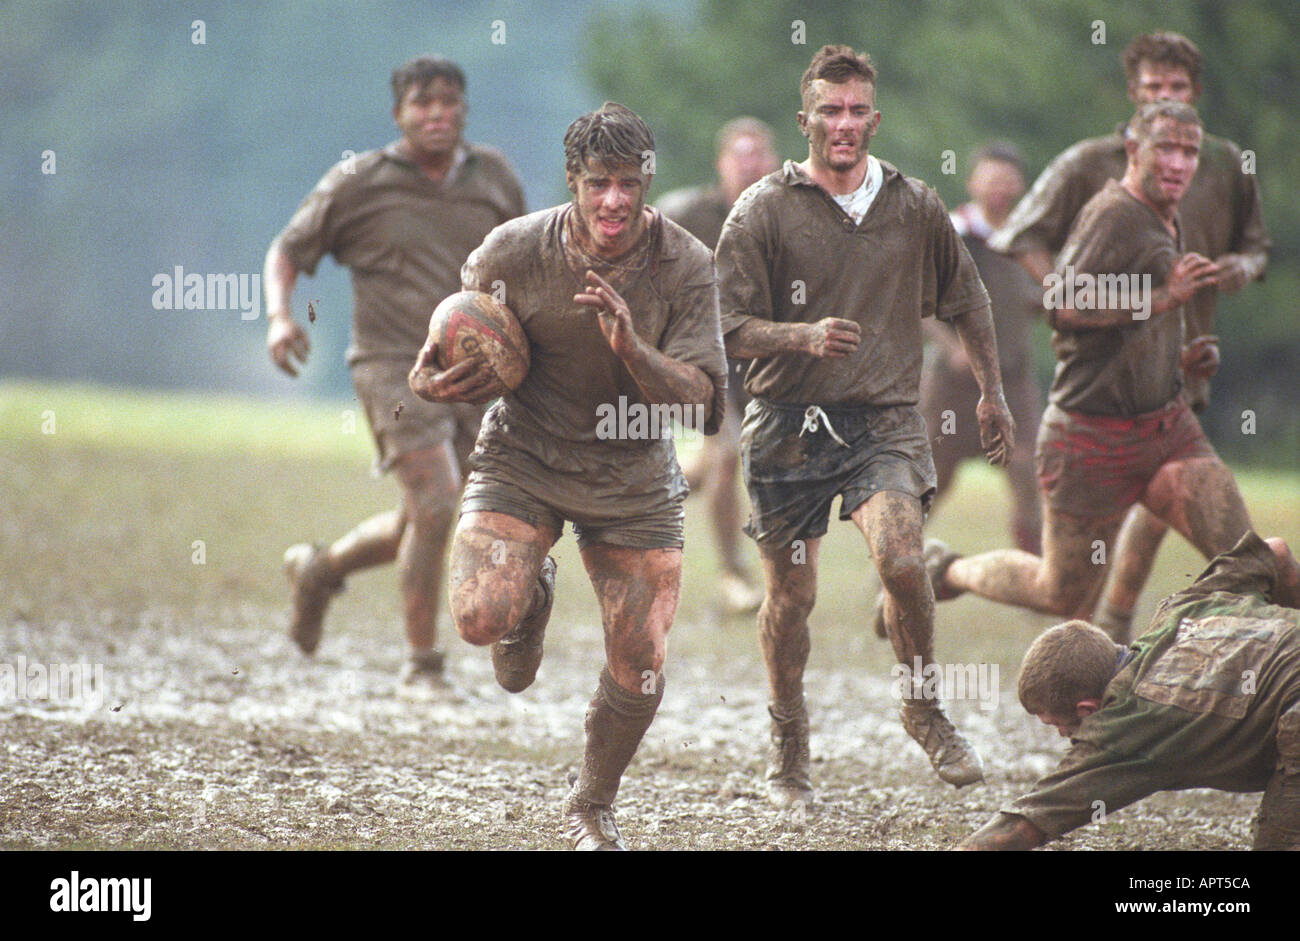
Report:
992,32,1269,640
657,117,780,614
959,532,1300,851
410,103,727,849
263,57,525,695
935,102,1253,629
919,143,1044,554
716,45,1015,804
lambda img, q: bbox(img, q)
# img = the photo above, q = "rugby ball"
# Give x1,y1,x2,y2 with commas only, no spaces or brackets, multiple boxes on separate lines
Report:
426,290,530,397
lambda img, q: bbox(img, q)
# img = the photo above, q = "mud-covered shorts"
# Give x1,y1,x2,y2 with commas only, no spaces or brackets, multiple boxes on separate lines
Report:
1035,397,1217,518
739,398,936,547
459,405,687,551
351,358,486,473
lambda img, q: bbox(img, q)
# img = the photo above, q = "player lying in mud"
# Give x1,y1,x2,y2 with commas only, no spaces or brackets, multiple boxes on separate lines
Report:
958,532,1300,850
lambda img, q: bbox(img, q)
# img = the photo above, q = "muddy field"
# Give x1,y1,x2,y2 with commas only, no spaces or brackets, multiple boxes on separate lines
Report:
2,386,1294,851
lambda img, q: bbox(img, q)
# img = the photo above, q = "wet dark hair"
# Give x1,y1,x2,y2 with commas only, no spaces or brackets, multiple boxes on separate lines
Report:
800,45,877,109
969,141,1025,176
1122,32,1202,92
391,56,466,107
1128,100,1202,142
563,102,655,177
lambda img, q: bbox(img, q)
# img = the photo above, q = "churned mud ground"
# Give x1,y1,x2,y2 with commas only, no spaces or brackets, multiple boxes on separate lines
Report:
3,385,1295,851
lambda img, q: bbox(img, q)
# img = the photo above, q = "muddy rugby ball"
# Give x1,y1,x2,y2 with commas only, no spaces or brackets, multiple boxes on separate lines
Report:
426,290,530,398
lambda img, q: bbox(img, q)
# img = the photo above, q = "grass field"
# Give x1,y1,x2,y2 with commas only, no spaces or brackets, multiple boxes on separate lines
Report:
2,379,1297,850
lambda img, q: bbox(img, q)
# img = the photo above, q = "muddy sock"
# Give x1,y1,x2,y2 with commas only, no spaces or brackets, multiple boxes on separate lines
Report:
769,695,805,724
568,668,664,808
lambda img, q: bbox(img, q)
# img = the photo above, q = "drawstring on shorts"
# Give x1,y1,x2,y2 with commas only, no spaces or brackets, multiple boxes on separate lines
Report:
799,405,849,448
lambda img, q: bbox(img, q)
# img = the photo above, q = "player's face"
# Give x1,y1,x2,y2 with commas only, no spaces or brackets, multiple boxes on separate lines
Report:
393,77,466,159
966,158,1025,221
568,159,651,259
1131,62,1198,105
1135,118,1201,209
717,133,779,198
799,78,880,174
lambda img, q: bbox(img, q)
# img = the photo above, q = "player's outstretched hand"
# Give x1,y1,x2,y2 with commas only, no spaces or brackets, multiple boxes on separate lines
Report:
804,317,861,358
1180,334,1220,382
977,392,1015,467
1166,252,1220,305
575,270,640,360
268,316,310,377
408,340,499,404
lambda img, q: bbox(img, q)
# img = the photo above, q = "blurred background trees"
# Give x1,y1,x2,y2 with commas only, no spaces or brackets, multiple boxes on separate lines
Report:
4,0,1295,463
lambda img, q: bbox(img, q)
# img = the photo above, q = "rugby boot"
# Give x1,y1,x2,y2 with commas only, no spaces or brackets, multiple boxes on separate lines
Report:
873,539,965,639
900,700,985,787
283,542,345,655
490,556,557,693
561,668,664,851
765,701,813,808
563,796,626,851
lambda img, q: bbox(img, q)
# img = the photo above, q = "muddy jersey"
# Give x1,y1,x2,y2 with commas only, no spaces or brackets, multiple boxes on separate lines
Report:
1047,180,1184,417
656,185,731,252
276,141,526,365
1004,532,1300,841
460,204,727,506
991,127,1270,342
715,159,990,407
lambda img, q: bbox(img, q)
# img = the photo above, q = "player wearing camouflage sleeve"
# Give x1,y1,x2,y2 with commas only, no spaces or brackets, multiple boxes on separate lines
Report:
959,531,1300,850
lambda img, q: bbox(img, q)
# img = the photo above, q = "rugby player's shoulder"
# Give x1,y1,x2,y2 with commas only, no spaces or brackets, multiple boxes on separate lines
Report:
886,161,951,218
316,147,386,193
656,185,711,219
657,210,713,264
480,206,556,246
465,142,522,180
1053,132,1125,169
725,168,787,222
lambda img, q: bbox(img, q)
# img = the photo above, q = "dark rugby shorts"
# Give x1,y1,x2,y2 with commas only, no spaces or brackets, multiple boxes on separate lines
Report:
739,398,936,548
1035,398,1218,518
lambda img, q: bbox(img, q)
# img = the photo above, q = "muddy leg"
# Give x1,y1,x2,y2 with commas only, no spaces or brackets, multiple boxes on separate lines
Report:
1094,504,1168,641
390,443,465,653
562,545,680,849
943,497,1125,618
751,538,818,806
448,510,556,647
1142,456,1252,560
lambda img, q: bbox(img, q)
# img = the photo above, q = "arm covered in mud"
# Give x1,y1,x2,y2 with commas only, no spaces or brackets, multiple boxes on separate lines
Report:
575,269,711,411
949,304,1014,466
724,317,861,360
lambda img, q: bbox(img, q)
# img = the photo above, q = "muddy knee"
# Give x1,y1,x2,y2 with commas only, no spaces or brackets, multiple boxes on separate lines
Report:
877,553,927,601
